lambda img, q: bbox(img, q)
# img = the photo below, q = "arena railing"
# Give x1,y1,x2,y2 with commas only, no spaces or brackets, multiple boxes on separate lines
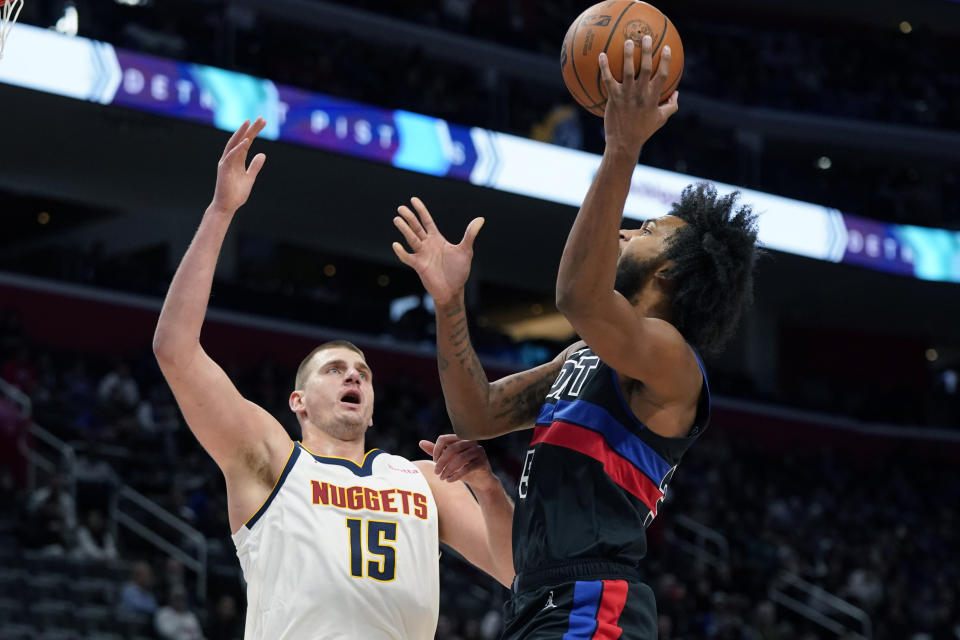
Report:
666,514,729,569
770,572,872,639
0,376,31,418
2,377,80,537
111,483,209,603
1,377,209,603
231,0,960,162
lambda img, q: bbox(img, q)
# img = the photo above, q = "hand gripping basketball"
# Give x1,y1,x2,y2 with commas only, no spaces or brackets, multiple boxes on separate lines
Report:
599,36,679,156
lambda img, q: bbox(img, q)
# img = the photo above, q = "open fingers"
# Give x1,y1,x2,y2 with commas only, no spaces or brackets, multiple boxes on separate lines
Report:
622,38,635,81
397,205,427,240
222,117,267,161
410,197,437,232
222,137,252,169
247,117,267,140
221,120,250,160
392,241,414,267
659,90,679,117
394,215,423,250
599,51,616,93
653,45,671,93
246,152,266,179
638,35,653,83
459,217,485,250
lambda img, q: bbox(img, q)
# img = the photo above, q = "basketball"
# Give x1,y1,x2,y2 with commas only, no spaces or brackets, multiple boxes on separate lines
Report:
561,0,683,117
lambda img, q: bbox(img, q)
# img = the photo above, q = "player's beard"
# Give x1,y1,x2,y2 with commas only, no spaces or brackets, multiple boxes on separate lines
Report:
614,254,663,303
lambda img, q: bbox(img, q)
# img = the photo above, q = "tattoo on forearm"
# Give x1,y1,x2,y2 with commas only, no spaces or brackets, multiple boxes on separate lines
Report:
491,370,557,424
450,323,468,343
444,302,463,318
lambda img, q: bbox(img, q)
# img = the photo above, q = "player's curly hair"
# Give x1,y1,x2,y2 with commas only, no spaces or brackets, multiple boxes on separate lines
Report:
662,183,760,355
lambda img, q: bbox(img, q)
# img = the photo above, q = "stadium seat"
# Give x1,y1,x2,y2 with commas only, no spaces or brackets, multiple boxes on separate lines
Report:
75,604,112,632
29,599,74,629
0,623,38,640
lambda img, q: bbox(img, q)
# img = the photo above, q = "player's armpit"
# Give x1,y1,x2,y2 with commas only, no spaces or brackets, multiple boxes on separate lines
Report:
562,296,698,399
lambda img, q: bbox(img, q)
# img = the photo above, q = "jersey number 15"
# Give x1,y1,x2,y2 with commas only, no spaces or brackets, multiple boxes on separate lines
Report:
346,518,397,582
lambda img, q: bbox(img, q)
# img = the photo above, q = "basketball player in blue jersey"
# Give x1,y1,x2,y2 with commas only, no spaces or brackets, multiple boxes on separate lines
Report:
394,37,759,639
153,118,516,640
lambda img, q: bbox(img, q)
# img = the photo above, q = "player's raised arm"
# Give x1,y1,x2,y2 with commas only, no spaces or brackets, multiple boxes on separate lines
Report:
415,436,515,588
153,119,290,528
555,36,690,386
392,198,567,440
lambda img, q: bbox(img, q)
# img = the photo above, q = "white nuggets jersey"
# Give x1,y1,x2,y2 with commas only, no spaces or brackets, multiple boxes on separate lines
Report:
232,442,440,640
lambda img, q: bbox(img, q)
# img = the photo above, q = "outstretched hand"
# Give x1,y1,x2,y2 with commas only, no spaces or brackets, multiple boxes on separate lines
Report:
419,435,498,490
599,35,679,156
392,197,484,306
211,118,267,214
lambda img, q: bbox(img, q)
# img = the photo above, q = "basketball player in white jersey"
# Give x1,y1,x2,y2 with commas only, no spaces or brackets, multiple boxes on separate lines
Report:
153,118,516,639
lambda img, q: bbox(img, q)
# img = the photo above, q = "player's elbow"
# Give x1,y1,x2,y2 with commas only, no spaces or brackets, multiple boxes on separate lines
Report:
449,417,482,441
555,284,594,318
152,329,195,369
555,291,596,326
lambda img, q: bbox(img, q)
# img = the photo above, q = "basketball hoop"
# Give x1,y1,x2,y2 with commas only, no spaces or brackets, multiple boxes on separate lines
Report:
0,0,24,60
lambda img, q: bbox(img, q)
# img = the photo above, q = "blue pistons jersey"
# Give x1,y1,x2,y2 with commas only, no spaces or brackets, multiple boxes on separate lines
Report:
512,345,710,577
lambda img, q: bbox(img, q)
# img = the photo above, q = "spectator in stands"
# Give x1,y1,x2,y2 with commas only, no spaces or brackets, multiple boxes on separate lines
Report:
19,475,75,555
26,471,76,531
1,344,38,394
74,508,118,562
207,594,242,640
98,361,140,410
155,585,205,640
118,560,159,617
97,360,141,438
0,394,28,488
159,557,187,599
136,384,182,457
64,359,99,436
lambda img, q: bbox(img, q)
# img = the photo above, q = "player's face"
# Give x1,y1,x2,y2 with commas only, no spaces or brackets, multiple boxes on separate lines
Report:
615,215,686,301
298,347,375,435
617,215,686,265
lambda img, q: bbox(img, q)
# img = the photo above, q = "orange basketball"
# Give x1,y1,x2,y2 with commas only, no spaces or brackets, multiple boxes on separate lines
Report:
560,0,683,117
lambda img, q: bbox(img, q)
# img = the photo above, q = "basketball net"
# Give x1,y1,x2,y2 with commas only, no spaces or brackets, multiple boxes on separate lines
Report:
0,0,24,60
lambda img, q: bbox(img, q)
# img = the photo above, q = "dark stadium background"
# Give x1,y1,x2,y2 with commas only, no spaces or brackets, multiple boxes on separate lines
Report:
1,0,958,638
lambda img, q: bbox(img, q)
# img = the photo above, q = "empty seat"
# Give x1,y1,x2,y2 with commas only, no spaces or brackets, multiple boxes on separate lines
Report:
0,622,39,640
25,573,67,599
0,567,25,592
70,578,115,606
36,630,81,640
29,598,74,628
0,597,25,624
85,633,124,640
75,604,112,632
